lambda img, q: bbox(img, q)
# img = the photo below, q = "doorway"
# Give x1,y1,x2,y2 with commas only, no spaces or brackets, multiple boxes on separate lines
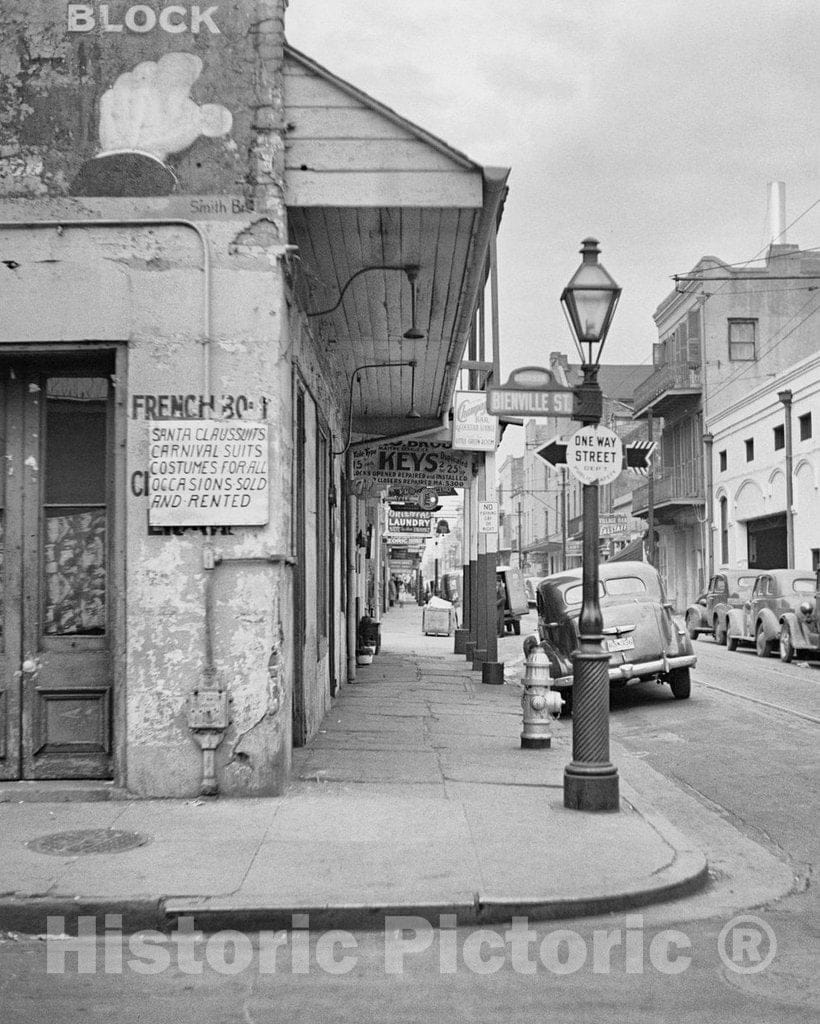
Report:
747,513,787,570
0,353,117,780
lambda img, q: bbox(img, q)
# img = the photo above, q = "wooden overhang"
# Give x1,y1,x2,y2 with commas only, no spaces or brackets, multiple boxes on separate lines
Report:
284,44,509,440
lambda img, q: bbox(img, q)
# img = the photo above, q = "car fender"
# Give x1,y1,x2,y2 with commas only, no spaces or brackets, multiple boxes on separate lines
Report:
726,607,745,638
685,603,705,625
757,607,780,640
780,610,812,647
712,601,729,627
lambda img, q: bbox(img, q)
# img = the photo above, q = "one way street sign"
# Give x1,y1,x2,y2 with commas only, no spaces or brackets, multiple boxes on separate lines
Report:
536,438,656,473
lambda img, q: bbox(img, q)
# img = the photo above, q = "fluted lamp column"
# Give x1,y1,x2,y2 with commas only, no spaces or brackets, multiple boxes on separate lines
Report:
560,238,621,812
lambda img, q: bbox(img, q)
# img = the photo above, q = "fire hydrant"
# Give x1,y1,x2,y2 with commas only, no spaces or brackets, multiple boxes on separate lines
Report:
520,644,563,748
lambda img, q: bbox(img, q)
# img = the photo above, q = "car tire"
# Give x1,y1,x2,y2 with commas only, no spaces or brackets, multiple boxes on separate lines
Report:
755,625,774,658
713,618,727,646
726,630,739,652
669,667,691,700
560,688,573,716
512,620,521,636
779,624,795,663
685,612,700,640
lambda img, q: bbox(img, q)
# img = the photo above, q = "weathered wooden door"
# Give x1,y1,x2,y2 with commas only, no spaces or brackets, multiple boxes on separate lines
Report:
0,359,114,780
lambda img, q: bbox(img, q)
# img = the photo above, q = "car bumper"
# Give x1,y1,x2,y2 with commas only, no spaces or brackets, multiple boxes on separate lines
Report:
551,653,697,689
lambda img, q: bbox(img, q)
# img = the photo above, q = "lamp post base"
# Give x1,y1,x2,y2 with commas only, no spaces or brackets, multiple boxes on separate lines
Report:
563,762,619,811
482,661,504,685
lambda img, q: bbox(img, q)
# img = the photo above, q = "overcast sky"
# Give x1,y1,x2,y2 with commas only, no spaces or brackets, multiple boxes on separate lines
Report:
286,0,818,380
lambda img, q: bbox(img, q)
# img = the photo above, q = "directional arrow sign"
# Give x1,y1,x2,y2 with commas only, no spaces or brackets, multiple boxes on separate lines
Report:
624,440,656,474
535,438,567,469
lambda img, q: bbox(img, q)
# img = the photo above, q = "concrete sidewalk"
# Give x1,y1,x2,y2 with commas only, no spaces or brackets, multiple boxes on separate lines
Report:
0,601,708,934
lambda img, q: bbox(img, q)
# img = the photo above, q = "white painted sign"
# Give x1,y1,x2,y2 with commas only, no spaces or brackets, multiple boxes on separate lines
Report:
147,420,269,526
67,5,222,35
565,426,623,485
478,501,499,534
451,390,497,451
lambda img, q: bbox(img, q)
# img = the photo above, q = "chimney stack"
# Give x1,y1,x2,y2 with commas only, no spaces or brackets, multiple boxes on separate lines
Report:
767,181,787,245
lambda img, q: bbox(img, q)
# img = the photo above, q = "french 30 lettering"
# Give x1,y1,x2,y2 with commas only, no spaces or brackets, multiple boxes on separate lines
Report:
67,4,221,34
131,395,267,420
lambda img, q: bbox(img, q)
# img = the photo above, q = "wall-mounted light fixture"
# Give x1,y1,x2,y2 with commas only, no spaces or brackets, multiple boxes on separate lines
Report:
306,264,426,341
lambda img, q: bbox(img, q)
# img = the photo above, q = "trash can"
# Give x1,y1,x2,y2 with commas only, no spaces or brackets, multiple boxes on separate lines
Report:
358,615,381,654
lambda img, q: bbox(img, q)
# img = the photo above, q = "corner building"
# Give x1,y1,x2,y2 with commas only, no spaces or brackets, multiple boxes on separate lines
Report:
0,1,506,795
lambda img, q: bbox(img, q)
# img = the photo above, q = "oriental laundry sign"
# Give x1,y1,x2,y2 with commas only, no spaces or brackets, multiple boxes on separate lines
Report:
352,442,471,491
387,509,432,534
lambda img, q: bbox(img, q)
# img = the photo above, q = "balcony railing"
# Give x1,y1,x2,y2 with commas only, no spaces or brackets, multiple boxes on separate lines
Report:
632,465,704,515
633,361,702,414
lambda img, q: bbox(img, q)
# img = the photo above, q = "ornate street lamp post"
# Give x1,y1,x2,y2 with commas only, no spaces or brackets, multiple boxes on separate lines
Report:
560,238,621,812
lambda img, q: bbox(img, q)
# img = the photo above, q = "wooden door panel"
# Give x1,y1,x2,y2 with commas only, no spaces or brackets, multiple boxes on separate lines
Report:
0,378,24,780
0,363,114,780
24,373,113,779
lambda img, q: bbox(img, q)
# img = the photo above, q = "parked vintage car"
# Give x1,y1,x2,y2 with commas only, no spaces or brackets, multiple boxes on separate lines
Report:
523,561,696,714
778,568,820,662
725,568,816,656
684,570,759,644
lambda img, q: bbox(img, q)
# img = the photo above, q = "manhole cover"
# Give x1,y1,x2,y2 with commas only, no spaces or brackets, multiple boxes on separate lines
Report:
26,828,151,856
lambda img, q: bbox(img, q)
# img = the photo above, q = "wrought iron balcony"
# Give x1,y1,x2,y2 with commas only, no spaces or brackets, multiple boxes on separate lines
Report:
632,465,705,520
633,361,702,417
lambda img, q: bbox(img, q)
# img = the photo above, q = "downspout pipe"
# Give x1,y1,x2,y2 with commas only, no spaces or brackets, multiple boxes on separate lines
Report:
778,390,795,568
703,432,714,577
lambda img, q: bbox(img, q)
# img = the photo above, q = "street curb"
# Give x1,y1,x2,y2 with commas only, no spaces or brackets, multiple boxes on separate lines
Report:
0,897,166,935
0,852,708,936
161,850,708,932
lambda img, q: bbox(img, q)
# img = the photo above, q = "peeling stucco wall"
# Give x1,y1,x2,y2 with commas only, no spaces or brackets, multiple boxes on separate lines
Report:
123,223,296,796
0,0,350,798
0,1,276,198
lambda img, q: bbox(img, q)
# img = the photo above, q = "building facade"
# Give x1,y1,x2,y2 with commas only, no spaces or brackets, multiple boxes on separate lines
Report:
633,238,820,610
0,1,506,795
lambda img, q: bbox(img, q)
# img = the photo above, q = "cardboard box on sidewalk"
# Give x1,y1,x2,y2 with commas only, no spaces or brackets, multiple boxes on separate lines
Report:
422,606,454,636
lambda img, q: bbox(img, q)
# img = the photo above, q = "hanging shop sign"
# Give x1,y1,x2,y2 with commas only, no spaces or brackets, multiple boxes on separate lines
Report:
451,390,497,451
387,509,432,534
147,420,269,526
352,441,471,491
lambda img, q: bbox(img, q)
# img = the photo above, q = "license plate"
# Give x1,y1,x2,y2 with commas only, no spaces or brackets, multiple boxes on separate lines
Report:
606,635,635,652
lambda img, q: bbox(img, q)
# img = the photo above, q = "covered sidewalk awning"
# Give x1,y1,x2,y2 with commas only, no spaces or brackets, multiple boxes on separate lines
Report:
284,44,508,441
